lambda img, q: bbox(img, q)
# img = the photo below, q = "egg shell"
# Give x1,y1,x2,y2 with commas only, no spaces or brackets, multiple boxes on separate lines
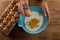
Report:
7,22,12,29
0,16,4,22
10,18,16,23
3,20,8,25
9,10,15,16
3,27,9,33
2,13,7,17
0,24,5,30
6,15,11,20
24,9,31,17
14,13,19,19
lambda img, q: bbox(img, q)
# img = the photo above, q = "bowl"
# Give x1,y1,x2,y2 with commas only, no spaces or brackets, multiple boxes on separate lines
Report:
18,6,48,34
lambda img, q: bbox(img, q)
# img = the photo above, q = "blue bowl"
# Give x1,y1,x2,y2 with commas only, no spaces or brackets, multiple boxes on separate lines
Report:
18,6,48,34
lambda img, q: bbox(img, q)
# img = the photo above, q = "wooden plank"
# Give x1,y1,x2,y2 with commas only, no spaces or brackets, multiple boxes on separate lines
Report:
0,0,60,40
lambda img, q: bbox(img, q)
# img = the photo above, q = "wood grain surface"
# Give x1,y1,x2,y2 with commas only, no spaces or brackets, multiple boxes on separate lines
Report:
0,0,60,40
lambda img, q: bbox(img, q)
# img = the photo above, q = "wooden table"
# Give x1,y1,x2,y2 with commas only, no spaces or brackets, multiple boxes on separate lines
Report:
0,0,60,40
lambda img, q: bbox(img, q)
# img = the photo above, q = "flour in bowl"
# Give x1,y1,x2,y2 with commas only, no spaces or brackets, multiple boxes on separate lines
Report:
25,11,44,31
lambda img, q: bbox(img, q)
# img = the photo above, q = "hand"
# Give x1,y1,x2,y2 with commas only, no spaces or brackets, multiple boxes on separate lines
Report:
40,1,50,23
16,0,29,16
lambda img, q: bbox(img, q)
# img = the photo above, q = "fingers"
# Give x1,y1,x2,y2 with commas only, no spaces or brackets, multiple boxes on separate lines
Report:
41,1,50,23
45,2,50,23
42,7,47,16
41,5,47,16
45,8,50,23
41,1,47,16
48,14,50,23
46,10,50,23
42,6,50,23
17,0,30,16
18,2,24,15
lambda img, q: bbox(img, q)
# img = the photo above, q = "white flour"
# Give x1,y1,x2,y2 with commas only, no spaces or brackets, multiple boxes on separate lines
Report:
25,11,44,31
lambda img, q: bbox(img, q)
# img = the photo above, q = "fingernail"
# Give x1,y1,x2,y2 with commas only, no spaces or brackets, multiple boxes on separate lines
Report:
45,13,47,16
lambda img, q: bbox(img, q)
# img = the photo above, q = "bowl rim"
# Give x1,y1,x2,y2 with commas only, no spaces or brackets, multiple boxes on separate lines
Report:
18,6,48,34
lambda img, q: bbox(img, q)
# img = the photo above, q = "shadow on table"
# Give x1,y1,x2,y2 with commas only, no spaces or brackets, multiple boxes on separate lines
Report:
8,23,33,40
8,23,47,40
